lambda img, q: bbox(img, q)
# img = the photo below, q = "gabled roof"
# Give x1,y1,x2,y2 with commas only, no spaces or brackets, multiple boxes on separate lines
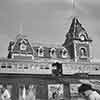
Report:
68,17,84,34
66,17,87,39
63,17,92,47
12,34,33,55
8,34,70,60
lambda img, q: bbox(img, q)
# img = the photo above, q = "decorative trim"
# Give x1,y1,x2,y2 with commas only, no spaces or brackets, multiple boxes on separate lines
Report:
12,53,34,60
73,41,78,62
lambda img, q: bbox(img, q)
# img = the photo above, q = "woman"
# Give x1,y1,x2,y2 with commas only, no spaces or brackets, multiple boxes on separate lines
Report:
78,84,100,100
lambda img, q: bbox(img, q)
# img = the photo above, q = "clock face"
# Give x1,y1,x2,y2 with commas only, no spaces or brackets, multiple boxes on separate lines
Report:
80,34,85,41
20,43,27,50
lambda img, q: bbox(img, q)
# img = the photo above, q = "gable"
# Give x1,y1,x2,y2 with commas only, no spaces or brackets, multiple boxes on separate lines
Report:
13,38,33,55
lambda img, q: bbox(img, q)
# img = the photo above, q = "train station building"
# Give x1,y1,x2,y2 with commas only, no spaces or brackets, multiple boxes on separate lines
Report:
0,17,100,100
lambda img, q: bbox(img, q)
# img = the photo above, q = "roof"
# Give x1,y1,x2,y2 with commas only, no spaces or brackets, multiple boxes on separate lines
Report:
31,42,63,48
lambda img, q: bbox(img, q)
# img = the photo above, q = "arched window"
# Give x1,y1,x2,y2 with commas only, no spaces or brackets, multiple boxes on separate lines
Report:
62,48,68,58
80,47,87,58
38,47,44,57
50,48,56,58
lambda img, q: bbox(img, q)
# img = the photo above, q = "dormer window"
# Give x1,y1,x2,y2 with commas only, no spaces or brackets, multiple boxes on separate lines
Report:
38,47,44,57
20,39,27,51
50,48,56,58
62,48,68,58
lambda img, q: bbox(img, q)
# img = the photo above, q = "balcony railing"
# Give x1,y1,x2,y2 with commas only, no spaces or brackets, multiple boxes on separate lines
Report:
0,59,100,75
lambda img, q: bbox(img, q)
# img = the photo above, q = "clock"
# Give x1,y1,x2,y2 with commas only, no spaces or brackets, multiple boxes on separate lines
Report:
80,34,85,41
20,43,27,51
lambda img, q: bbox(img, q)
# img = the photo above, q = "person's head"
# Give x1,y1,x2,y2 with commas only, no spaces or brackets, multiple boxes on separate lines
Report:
78,84,93,97
52,92,58,99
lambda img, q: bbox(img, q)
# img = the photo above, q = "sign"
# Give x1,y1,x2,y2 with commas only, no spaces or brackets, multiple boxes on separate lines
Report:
48,84,64,100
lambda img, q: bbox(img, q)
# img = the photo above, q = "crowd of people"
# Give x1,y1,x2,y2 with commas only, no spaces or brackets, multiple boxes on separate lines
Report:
0,83,100,100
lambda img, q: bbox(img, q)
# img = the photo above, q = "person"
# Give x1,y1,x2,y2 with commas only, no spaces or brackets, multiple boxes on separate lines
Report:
19,86,24,100
50,92,58,100
27,85,36,100
0,88,3,100
78,84,100,100
1,85,11,100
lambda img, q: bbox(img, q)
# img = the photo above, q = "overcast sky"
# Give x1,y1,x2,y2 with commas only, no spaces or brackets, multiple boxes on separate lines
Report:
0,0,100,60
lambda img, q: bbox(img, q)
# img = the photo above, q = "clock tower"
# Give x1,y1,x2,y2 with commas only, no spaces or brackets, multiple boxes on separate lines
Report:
63,17,92,62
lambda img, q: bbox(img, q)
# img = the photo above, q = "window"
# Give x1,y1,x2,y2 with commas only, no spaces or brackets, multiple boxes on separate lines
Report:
24,64,29,69
7,63,12,68
38,47,44,57
62,48,68,58
50,48,56,58
80,47,87,58
30,64,34,69
18,64,23,69
1,63,6,68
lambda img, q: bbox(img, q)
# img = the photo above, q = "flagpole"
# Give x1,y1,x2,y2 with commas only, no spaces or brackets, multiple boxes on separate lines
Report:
72,0,76,17
19,24,23,35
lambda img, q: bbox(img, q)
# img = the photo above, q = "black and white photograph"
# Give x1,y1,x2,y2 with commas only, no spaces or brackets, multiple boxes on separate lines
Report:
0,0,100,100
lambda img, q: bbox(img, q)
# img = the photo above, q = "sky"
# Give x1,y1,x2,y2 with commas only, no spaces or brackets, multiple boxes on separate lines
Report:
0,0,100,60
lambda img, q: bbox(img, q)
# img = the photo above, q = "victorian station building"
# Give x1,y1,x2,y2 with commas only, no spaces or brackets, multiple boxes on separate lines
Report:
0,17,100,100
